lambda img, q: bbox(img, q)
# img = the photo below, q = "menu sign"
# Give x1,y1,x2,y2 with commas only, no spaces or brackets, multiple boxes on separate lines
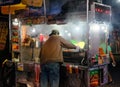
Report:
0,21,8,50
0,0,21,6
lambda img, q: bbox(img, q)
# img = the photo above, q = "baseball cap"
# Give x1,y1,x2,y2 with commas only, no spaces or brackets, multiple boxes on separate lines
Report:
49,29,59,36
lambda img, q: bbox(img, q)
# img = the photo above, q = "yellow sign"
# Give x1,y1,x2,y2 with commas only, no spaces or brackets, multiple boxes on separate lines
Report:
22,0,43,7
1,3,26,14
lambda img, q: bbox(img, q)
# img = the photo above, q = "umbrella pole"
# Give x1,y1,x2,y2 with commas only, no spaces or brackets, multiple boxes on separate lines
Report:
8,5,12,56
43,0,47,23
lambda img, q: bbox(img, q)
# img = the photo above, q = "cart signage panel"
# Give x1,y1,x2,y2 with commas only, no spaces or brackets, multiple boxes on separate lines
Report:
0,0,21,6
91,2,111,22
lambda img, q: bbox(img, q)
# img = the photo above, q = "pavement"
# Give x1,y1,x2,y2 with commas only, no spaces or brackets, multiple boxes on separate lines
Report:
102,59,120,87
102,81,120,87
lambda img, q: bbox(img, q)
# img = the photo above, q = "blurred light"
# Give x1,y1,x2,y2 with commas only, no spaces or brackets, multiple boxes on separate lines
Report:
101,25,106,30
68,33,71,37
14,18,19,22
12,22,19,26
104,29,107,33
70,40,78,45
117,0,120,2
75,27,79,30
65,30,68,33
12,18,19,26
94,24,100,29
105,10,110,14
90,22,109,33
77,41,85,49
32,28,36,33
101,24,108,33
90,23,100,32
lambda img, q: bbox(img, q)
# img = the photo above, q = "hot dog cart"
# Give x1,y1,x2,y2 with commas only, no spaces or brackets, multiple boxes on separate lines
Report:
10,1,112,87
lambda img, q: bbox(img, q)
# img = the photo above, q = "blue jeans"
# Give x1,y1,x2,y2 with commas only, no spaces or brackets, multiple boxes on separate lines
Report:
40,62,60,87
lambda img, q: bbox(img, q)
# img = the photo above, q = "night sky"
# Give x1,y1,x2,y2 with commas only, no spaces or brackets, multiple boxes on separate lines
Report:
103,0,120,28
45,0,120,28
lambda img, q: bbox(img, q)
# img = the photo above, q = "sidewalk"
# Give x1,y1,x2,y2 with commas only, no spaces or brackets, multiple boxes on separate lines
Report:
102,81,120,87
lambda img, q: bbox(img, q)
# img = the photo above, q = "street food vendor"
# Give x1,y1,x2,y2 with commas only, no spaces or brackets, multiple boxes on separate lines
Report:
39,29,78,87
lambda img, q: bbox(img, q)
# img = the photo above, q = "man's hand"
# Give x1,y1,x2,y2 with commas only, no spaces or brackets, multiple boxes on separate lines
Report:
73,46,80,52
112,61,116,67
